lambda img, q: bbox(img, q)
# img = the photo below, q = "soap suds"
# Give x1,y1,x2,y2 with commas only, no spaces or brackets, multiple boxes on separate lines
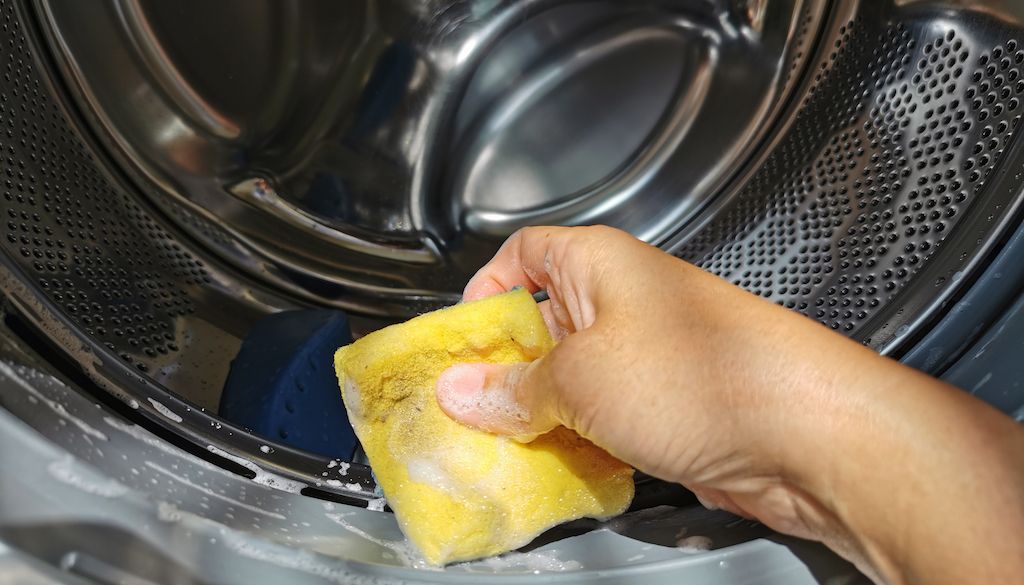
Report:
324,479,363,492
457,550,583,572
156,501,183,523
144,461,285,520
225,530,409,584
206,445,305,494
677,535,713,552
342,378,362,418
48,457,128,498
158,503,405,585
325,459,351,476
0,362,108,442
148,398,183,423
104,417,215,470
405,457,460,494
366,497,387,512
325,512,434,570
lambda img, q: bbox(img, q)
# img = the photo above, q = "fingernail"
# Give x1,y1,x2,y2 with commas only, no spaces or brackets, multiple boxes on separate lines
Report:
462,278,505,302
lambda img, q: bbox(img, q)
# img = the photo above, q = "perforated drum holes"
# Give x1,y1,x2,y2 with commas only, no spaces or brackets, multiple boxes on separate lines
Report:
678,9,1024,339
2,0,1024,401
0,0,209,372
781,3,820,97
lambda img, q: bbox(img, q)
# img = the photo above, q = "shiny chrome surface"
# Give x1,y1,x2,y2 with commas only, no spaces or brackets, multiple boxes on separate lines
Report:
37,0,820,314
1,1,1023,576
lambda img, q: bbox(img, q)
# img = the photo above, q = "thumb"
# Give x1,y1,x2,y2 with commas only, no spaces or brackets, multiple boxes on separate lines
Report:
435,360,559,442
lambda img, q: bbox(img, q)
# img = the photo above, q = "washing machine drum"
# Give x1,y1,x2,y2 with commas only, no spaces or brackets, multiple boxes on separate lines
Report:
1,0,1023,583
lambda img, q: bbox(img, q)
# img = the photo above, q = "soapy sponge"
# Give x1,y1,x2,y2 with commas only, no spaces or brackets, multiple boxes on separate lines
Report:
334,289,634,565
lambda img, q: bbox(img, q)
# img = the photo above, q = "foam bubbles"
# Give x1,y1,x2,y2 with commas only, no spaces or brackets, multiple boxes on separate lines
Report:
148,398,183,423
206,445,305,494
47,456,128,498
457,549,583,572
676,535,713,552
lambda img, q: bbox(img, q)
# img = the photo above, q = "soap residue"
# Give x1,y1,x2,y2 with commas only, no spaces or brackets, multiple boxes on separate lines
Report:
325,512,434,570
325,481,366,493
224,527,409,584
148,398,184,423
405,457,459,494
342,378,362,417
676,535,713,552
206,445,305,494
158,503,406,585
47,456,128,498
602,504,685,533
144,461,285,520
104,416,220,473
457,549,583,573
0,361,109,442
324,479,363,492
366,498,387,512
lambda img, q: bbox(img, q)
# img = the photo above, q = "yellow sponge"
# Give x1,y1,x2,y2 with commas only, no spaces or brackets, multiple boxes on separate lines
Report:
334,289,634,565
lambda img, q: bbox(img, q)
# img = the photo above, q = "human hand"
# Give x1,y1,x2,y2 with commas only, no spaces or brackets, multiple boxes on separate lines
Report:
435,225,847,528
435,225,1024,585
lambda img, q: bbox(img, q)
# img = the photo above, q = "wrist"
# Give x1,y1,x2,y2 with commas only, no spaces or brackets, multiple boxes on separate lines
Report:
717,307,903,573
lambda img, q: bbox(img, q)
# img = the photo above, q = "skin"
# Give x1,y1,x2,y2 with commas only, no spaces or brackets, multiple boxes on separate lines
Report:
434,225,1024,585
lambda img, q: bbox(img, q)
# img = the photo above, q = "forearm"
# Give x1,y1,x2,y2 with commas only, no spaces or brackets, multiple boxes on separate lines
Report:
672,275,1024,584
448,226,1024,584
821,364,1023,584
773,330,1024,584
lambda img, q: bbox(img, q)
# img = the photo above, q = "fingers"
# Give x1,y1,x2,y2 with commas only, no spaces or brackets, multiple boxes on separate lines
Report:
538,301,569,341
463,225,624,299
436,360,561,442
463,225,639,333
462,227,562,301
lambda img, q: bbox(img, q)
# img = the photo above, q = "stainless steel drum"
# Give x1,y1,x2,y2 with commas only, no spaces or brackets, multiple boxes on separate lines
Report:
1,0,1023,583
